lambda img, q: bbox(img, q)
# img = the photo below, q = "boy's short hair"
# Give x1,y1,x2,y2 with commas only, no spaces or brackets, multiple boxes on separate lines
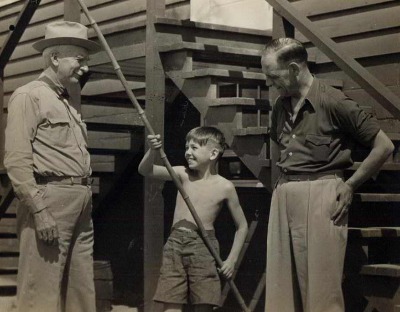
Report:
186,127,226,159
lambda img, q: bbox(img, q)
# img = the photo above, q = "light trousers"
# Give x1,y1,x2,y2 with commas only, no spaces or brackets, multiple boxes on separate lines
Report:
16,183,95,312
265,176,348,312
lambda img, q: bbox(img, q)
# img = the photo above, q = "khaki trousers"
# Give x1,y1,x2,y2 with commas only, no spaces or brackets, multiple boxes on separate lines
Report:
265,175,347,312
16,183,95,312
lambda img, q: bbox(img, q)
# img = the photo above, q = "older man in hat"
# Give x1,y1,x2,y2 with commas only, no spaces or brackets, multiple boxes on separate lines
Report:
4,21,100,312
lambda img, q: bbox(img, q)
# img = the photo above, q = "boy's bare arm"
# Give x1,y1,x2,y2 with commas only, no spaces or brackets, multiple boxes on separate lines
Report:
138,134,177,181
219,181,248,279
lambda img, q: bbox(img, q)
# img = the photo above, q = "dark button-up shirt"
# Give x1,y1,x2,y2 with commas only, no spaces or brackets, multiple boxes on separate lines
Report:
4,68,91,213
270,78,380,174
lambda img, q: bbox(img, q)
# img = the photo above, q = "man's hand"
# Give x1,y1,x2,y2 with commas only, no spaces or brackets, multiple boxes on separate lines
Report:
218,259,236,280
147,134,162,150
33,209,59,245
331,179,353,225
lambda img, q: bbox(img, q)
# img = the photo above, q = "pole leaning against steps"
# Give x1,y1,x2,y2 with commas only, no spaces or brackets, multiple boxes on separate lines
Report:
75,0,250,311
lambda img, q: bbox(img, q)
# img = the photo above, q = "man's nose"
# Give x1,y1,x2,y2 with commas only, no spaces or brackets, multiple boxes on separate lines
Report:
265,77,273,87
80,65,89,73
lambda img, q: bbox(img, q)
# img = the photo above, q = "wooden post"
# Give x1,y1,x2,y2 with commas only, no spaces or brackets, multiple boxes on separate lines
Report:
144,1,166,311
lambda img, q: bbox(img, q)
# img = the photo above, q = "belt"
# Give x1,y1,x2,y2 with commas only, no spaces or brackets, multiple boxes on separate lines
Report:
280,170,343,182
35,176,93,186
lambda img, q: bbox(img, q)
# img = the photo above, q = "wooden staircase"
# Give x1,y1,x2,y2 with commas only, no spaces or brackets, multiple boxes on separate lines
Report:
155,17,400,311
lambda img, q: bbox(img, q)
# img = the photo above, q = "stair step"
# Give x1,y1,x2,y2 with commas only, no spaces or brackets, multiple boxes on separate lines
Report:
387,133,400,141
88,131,133,152
232,127,269,136
0,253,19,268
354,193,400,202
209,97,270,110
0,295,17,311
82,104,143,130
348,162,400,171
0,268,17,275
231,180,265,188
91,155,115,173
361,264,400,277
158,42,262,66
167,68,266,84
0,238,18,253
0,275,16,287
349,227,400,238
82,79,145,97
222,149,238,158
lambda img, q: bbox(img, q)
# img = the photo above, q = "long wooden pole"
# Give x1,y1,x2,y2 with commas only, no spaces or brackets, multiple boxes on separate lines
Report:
76,0,250,310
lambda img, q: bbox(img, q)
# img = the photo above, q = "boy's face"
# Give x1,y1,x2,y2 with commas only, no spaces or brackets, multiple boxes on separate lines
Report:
185,139,217,170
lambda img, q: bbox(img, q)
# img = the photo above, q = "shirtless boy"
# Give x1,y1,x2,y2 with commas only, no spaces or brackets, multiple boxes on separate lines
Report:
138,126,248,312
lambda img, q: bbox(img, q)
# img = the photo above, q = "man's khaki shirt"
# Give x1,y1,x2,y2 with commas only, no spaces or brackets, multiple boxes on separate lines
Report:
270,78,381,174
4,69,91,213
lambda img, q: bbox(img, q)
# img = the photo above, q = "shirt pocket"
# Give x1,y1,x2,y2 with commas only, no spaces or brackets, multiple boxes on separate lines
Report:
46,117,72,147
305,134,332,162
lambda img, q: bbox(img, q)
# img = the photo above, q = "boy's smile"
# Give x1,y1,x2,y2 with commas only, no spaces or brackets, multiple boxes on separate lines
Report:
185,140,213,170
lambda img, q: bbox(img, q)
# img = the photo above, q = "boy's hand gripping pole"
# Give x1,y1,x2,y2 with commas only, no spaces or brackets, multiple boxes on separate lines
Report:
76,0,250,311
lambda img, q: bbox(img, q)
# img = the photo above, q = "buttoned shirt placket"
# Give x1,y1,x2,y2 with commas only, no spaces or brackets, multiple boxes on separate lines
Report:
60,97,90,177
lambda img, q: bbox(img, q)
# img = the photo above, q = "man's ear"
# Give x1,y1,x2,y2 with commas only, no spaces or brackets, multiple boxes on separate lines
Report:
50,53,59,67
210,148,220,161
288,62,300,76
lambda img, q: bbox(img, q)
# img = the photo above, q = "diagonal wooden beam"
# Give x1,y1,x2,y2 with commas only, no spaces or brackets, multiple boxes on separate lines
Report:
265,0,400,119
0,0,42,71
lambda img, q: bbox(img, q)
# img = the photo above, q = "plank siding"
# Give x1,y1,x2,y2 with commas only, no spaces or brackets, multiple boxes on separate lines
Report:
0,0,190,106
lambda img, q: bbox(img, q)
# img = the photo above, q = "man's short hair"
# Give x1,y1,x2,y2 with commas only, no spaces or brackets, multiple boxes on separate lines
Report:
42,45,87,68
186,126,226,158
262,38,308,66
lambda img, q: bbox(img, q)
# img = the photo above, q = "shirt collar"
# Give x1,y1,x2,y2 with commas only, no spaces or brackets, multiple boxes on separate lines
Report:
282,76,319,112
38,68,70,99
304,76,319,109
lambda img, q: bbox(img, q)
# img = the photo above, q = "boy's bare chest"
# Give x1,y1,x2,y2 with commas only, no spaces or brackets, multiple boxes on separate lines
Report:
182,180,225,206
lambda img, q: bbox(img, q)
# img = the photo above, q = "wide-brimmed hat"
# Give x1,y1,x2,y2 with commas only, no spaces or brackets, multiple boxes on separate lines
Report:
33,21,100,53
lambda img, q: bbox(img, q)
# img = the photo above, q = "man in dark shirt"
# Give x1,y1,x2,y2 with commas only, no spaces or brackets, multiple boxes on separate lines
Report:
261,38,394,312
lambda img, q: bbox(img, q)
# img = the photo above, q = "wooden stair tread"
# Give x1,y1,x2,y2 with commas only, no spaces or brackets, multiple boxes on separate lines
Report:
348,227,400,238
222,149,238,158
82,79,145,96
210,97,270,109
387,133,400,141
231,180,265,188
158,42,262,61
0,268,18,275
232,127,269,136
88,131,133,151
0,275,16,287
349,162,400,171
82,104,143,128
354,193,400,202
91,155,115,173
361,264,400,277
167,68,266,82
155,17,271,37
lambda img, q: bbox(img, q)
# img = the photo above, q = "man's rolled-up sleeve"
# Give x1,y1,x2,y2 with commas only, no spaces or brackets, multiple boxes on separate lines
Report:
4,91,47,214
